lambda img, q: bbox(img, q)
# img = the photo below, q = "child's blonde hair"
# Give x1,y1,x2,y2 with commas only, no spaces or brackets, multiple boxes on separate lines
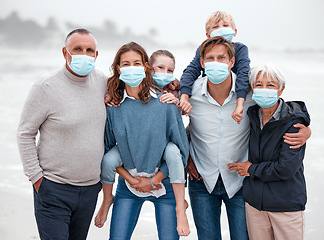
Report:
205,11,236,34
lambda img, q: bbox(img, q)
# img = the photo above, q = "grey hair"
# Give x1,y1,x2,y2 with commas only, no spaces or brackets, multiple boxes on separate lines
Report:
249,64,286,89
65,28,97,47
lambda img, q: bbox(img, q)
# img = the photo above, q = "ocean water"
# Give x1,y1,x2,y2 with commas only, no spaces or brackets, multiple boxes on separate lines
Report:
1,47,323,239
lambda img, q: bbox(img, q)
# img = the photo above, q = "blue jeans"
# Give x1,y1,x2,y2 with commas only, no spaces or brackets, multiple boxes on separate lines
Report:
101,145,122,184
189,177,248,240
33,178,102,240
164,142,185,183
109,176,179,240
101,143,185,184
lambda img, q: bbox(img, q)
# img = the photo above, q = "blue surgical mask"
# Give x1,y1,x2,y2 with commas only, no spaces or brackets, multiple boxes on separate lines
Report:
153,72,175,88
252,88,279,108
67,50,95,76
119,66,146,87
204,61,229,84
210,27,235,42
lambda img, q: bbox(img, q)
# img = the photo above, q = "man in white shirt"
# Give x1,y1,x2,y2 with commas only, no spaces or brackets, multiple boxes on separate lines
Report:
187,36,251,240
187,36,311,240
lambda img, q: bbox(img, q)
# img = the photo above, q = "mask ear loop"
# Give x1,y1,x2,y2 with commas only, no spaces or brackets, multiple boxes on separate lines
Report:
65,48,72,57
65,48,73,67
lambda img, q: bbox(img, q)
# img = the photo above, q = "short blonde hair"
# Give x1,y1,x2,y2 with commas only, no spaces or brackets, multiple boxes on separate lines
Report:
205,11,236,34
249,64,286,90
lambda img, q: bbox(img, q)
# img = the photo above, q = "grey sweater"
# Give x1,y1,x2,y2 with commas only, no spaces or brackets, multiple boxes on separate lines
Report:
17,66,107,186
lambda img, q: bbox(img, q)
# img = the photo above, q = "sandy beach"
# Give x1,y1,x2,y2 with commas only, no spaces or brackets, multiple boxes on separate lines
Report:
0,188,38,240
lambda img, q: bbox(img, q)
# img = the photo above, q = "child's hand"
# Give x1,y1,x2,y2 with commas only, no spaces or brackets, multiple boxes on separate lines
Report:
232,105,244,124
179,94,192,116
104,94,120,107
232,98,244,124
166,79,180,91
180,100,192,116
159,91,179,105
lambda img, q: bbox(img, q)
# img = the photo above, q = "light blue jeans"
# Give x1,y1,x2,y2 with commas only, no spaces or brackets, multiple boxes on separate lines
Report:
109,176,179,240
101,142,185,184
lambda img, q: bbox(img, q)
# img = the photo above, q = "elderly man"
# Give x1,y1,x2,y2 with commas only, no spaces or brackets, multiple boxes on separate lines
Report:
186,36,310,240
17,29,107,239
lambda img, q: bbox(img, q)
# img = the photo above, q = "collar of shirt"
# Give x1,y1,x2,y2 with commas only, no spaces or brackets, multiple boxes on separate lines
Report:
258,98,283,129
201,72,236,106
120,88,157,104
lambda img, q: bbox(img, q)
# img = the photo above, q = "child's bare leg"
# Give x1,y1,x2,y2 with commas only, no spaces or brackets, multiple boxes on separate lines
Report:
172,183,190,236
95,183,114,228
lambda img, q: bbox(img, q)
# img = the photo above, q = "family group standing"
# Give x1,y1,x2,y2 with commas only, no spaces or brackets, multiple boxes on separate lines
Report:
17,11,311,240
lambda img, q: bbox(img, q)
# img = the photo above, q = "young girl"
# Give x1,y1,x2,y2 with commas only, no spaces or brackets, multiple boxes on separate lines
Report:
95,43,190,238
150,50,179,97
150,50,190,235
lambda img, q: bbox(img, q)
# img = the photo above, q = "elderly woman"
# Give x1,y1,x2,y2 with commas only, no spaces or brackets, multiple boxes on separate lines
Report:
228,64,310,240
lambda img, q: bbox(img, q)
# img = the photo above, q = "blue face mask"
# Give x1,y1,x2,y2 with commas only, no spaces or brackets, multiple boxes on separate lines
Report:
210,27,235,42
252,88,279,108
204,61,229,84
119,66,146,87
67,50,95,76
153,72,175,88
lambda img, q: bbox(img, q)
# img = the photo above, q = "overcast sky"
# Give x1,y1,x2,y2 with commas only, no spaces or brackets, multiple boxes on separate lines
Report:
1,0,324,51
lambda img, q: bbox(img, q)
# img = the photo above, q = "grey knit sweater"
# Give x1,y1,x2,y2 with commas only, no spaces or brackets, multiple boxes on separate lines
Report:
17,66,107,186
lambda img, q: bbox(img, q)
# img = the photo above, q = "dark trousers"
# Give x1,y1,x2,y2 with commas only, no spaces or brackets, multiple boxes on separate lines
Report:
33,178,102,240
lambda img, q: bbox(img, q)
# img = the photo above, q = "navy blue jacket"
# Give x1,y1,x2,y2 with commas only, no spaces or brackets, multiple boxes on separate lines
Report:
243,100,310,212
179,42,251,99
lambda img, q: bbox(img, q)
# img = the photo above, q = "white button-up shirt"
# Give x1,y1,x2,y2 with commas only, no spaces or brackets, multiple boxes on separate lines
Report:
188,74,254,198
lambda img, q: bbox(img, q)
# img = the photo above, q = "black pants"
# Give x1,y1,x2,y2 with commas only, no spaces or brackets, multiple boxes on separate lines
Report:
33,178,102,240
